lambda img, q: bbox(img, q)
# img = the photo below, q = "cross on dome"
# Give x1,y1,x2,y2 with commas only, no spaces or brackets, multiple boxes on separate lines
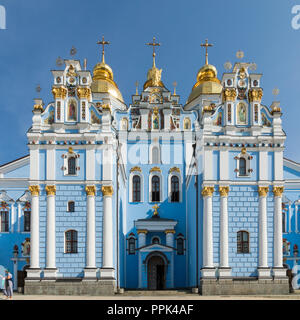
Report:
201,39,213,65
97,36,110,63
146,36,161,67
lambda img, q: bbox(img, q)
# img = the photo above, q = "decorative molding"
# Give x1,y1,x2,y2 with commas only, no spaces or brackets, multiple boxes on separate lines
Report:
45,185,56,196
201,186,214,197
219,186,229,197
248,88,263,102
52,86,67,99
85,185,96,196
137,229,148,234
130,166,142,173
101,185,114,197
169,167,180,173
258,186,269,197
165,229,176,234
273,186,284,197
33,104,44,112
150,167,161,173
76,87,91,99
223,88,237,102
29,185,40,196
102,104,111,112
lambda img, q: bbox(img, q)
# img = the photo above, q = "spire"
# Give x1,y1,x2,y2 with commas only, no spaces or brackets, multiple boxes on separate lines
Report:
200,39,213,65
97,36,110,63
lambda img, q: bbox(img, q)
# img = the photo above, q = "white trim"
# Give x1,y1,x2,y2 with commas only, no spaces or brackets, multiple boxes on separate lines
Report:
149,171,163,203
168,171,182,203
129,171,144,203
149,144,161,164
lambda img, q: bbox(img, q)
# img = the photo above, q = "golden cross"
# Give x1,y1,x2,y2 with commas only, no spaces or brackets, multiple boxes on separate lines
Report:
146,36,161,64
97,36,110,62
201,39,213,65
172,81,177,95
152,204,159,216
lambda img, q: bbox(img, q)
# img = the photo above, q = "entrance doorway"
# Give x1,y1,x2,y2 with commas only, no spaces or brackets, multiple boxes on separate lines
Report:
17,265,29,293
147,256,166,290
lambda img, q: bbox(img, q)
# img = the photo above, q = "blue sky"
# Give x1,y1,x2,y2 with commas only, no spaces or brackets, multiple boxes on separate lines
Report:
0,0,299,164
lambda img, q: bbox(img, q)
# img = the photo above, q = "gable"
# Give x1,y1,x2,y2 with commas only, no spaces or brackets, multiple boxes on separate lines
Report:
284,158,300,180
0,155,30,179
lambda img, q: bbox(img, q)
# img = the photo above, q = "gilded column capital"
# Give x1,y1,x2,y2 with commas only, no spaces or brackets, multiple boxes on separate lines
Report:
165,229,176,234
85,185,96,196
273,186,284,197
219,186,230,197
33,104,44,112
52,86,67,99
101,185,114,197
223,88,237,102
77,87,91,99
248,88,263,103
45,185,56,196
201,186,214,197
258,186,269,197
29,185,40,196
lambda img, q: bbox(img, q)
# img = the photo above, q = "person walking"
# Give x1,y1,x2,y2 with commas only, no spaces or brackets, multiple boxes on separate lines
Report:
1,270,13,299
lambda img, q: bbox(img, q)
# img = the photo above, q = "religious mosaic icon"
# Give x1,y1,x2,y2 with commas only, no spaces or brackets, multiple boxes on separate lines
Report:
68,99,77,121
237,103,247,125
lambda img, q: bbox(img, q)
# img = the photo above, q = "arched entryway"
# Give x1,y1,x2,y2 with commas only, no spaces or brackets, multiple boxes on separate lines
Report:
147,254,166,290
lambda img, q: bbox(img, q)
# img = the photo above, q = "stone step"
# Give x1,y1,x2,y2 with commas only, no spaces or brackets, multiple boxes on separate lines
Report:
122,290,194,296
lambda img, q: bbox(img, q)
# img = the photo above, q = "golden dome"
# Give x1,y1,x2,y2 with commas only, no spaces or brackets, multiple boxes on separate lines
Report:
187,63,223,103
143,54,165,90
91,57,124,102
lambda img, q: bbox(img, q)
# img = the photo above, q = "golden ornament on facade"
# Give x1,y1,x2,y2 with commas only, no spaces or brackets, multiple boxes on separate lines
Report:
45,185,56,196
165,229,176,234
201,186,214,197
241,147,247,154
152,204,159,216
219,186,229,197
101,185,114,197
85,185,96,196
29,185,40,196
33,104,44,112
150,167,161,173
273,186,284,197
130,166,142,173
248,88,263,102
223,88,237,102
77,87,91,100
169,167,180,173
137,229,148,234
258,186,269,197
202,105,213,113
271,106,282,114
67,64,78,77
52,86,67,100
101,104,111,112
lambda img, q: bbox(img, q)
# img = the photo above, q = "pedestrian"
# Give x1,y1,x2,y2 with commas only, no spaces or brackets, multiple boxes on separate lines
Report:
1,270,13,299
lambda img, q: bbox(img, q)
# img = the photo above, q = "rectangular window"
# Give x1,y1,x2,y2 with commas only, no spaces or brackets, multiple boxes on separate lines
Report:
0,211,8,232
68,201,75,212
24,211,30,232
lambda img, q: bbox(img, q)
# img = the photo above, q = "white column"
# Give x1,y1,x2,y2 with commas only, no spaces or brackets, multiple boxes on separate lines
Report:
201,186,215,278
27,186,41,279
289,204,292,233
295,204,298,233
273,187,286,277
100,185,115,279
219,186,231,278
138,231,147,248
13,260,18,290
10,204,15,233
17,202,21,233
165,230,175,247
44,186,57,279
258,187,270,277
84,186,97,279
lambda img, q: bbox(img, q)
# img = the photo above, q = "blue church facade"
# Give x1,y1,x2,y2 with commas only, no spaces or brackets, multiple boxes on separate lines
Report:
0,38,298,295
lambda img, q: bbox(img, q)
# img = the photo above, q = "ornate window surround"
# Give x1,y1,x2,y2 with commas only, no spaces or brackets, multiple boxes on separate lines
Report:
129,170,144,203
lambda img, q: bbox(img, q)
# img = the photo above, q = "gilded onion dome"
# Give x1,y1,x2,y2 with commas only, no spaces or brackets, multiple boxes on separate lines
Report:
187,40,223,103
91,46,124,102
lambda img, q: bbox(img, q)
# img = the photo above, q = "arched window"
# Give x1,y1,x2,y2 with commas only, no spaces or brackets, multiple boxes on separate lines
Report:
239,157,247,176
68,157,76,175
152,237,160,244
152,146,160,164
0,209,8,232
237,231,249,254
171,176,180,202
151,176,160,202
132,175,141,202
177,237,184,255
65,230,78,253
128,237,136,255
68,201,75,212
24,210,30,232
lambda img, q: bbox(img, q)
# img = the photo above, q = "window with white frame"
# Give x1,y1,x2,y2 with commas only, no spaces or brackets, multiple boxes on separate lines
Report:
0,210,8,232
129,170,143,203
151,175,161,202
132,175,141,202
128,236,136,255
235,150,252,177
68,201,75,212
63,149,80,176
237,230,250,253
65,230,78,253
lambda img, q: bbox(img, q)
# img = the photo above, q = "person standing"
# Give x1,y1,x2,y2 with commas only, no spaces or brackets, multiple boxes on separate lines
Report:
1,270,13,299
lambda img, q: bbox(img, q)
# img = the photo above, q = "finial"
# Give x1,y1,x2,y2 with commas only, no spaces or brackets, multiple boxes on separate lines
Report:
224,61,232,71
172,81,177,95
146,36,161,67
70,46,77,57
97,36,110,63
56,56,64,68
201,39,213,65
36,84,41,98
236,50,244,60
272,88,280,97
83,58,87,71
135,81,139,95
